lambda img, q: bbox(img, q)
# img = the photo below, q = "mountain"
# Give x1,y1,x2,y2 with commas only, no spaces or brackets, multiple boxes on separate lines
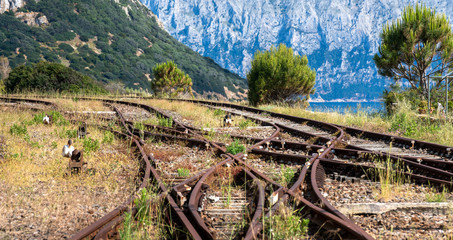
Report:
0,0,247,99
141,0,453,101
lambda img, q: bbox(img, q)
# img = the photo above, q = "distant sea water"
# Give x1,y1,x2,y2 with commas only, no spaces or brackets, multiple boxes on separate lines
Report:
308,102,384,114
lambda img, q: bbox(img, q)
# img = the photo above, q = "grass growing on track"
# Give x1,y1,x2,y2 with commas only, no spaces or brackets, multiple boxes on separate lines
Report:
264,202,309,239
120,186,185,240
133,99,255,129
0,108,139,238
371,156,409,201
46,98,111,112
259,101,453,146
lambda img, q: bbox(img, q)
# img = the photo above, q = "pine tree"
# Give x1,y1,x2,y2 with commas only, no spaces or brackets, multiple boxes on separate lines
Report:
374,4,453,99
151,61,193,98
247,44,316,106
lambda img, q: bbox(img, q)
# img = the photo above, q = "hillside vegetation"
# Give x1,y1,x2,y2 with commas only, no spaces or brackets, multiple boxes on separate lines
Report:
0,0,246,98
5,61,107,94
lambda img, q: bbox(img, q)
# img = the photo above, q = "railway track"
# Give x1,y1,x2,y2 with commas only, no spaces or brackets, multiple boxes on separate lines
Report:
1,96,452,239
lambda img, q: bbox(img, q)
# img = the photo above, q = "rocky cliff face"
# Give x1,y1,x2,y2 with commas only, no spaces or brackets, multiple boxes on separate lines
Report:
141,0,453,100
0,0,25,13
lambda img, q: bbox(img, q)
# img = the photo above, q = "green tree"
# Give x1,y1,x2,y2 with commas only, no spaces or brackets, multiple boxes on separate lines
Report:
374,4,453,100
151,61,193,97
247,44,316,106
4,61,107,94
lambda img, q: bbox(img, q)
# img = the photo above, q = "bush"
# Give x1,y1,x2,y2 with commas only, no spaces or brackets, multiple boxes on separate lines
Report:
4,61,107,94
238,119,255,130
59,43,74,53
247,44,316,106
151,61,193,97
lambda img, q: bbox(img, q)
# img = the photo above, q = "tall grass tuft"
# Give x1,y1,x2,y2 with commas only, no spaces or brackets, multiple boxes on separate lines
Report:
372,155,409,201
264,203,309,239
120,186,181,239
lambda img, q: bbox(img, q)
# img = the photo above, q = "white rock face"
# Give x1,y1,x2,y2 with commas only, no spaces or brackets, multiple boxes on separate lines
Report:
0,0,25,13
141,0,453,100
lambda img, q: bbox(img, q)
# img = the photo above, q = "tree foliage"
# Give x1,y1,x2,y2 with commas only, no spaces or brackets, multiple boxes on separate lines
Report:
151,61,193,97
247,44,316,106
4,61,107,94
0,0,245,97
374,4,453,99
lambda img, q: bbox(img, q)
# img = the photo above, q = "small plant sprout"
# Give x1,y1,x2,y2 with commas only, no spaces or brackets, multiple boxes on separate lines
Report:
177,168,190,177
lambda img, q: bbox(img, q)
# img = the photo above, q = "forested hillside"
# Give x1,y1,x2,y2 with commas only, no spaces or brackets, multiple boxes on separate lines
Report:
0,0,246,98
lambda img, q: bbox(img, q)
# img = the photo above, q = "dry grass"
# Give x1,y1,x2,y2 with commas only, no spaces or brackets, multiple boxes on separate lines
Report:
259,103,389,133
0,108,139,239
134,99,253,129
47,98,110,112
259,103,453,146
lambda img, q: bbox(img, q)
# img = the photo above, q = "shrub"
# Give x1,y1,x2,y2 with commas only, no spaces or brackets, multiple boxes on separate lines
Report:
151,61,193,97
65,129,78,139
4,61,107,94
59,43,74,53
389,112,417,137
247,44,315,106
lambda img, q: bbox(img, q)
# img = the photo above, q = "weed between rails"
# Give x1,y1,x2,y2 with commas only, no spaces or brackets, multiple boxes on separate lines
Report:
259,100,453,146
226,139,246,155
370,153,410,201
120,187,188,240
426,187,448,202
263,202,309,240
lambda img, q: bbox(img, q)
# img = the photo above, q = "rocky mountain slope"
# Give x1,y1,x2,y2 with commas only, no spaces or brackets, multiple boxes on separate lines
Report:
141,0,453,101
0,0,246,99
0,0,25,13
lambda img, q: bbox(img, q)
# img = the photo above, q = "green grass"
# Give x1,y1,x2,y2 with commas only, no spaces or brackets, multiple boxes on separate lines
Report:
102,131,115,144
238,119,256,130
259,99,453,146
82,137,100,155
158,116,173,128
177,168,190,177
371,155,409,201
264,203,309,239
120,186,183,239
226,139,246,155
279,165,296,187
426,188,448,202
